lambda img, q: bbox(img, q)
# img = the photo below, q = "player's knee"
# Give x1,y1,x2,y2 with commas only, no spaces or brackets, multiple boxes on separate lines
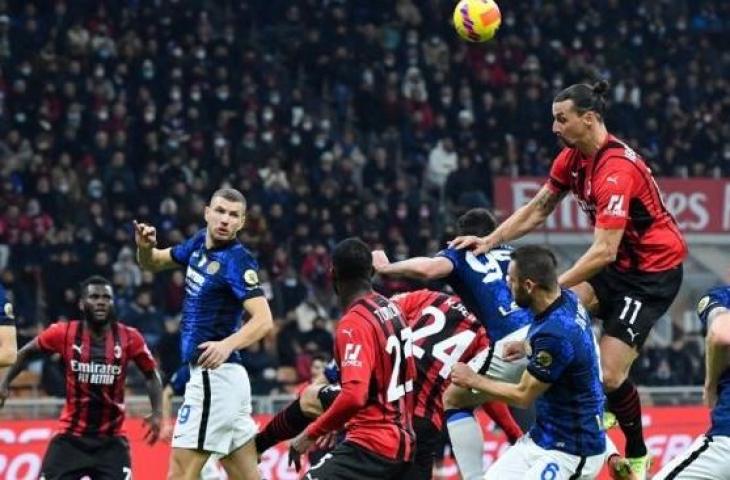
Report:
300,384,324,417
601,368,627,392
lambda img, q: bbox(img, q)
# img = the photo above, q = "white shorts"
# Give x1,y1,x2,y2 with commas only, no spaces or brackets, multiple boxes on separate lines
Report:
172,363,258,455
484,435,605,480
652,435,730,480
468,325,529,384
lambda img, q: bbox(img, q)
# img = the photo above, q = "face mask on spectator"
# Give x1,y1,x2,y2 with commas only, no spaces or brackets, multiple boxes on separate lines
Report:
270,92,281,105
263,108,274,122
144,111,155,123
191,90,201,102
217,89,229,100
171,89,181,101
214,136,226,149
262,131,274,143
195,48,206,60
98,109,109,121
290,133,301,146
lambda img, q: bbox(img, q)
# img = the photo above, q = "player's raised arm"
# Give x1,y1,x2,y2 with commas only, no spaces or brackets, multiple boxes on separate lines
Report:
134,220,178,272
450,185,567,255
0,338,41,407
558,227,624,288
372,250,454,280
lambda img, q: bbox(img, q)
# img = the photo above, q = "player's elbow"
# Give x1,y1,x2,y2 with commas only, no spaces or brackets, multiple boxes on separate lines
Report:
258,312,274,337
708,319,730,347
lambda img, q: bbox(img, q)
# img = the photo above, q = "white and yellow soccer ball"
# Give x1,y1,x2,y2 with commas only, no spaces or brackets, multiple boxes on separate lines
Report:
453,0,502,43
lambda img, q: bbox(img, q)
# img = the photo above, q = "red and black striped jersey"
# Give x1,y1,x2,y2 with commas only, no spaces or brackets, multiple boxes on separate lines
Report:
547,134,687,272
392,289,489,430
37,320,156,437
307,292,416,461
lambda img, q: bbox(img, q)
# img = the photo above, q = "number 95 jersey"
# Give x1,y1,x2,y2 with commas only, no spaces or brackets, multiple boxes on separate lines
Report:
438,246,531,342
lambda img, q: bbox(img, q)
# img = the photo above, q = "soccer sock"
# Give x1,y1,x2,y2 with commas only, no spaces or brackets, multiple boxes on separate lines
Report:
481,401,523,444
255,399,313,454
606,379,647,458
445,408,485,480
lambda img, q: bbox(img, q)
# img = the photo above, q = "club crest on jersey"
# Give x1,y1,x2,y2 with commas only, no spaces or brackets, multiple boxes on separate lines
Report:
206,261,220,275
114,344,122,359
535,350,552,368
697,296,711,315
3,302,14,319
243,269,259,286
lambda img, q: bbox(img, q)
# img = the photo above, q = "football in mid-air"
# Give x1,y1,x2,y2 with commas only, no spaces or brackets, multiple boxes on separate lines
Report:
452,0,502,43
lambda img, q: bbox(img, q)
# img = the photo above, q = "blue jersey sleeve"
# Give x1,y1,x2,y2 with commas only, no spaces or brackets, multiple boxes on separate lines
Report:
0,285,14,326
697,287,730,330
170,230,205,265
224,250,265,302
436,247,461,269
169,365,191,395
527,334,575,384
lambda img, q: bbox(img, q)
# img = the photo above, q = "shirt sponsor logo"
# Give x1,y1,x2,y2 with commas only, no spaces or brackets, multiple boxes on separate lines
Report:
342,343,362,367
70,360,122,385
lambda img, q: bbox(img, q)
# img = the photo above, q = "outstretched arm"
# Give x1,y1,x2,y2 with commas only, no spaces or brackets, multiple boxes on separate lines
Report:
558,227,624,288
450,363,550,409
372,250,454,280
134,220,179,272
450,186,567,255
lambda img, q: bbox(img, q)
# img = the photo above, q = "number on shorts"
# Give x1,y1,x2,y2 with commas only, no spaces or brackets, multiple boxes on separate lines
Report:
619,296,643,325
122,466,132,480
177,405,191,424
540,462,559,480
386,328,414,403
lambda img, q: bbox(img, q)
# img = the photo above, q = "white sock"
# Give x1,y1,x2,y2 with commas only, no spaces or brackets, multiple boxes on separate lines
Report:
446,410,485,480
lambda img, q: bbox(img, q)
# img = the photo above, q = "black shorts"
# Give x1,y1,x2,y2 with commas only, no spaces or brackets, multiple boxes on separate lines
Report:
588,264,683,349
41,434,131,480
305,441,410,480
402,416,442,480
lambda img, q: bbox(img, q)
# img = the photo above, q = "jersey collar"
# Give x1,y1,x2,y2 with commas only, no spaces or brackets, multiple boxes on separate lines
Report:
533,292,565,323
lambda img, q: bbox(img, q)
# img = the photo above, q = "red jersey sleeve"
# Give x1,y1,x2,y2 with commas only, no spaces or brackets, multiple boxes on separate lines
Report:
545,148,573,194
593,162,636,230
306,314,375,437
36,322,67,354
127,327,157,373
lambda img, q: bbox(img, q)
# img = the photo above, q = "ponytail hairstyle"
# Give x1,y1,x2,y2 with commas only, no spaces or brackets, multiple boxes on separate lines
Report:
554,80,610,119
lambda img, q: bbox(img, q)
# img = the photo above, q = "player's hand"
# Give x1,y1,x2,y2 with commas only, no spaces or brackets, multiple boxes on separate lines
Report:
450,362,478,389
289,431,315,471
197,340,234,369
449,235,492,255
314,430,338,451
704,381,718,408
133,220,158,249
502,341,527,362
0,383,10,408
143,411,162,445
371,250,391,272
160,419,174,443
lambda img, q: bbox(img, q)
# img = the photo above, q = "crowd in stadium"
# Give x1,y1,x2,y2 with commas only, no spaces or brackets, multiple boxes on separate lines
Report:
0,0,727,396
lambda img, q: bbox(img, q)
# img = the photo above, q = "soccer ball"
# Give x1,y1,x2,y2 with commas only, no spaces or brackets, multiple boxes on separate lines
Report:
452,0,502,43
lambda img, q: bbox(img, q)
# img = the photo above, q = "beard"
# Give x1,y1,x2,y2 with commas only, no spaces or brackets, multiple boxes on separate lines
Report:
557,135,575,148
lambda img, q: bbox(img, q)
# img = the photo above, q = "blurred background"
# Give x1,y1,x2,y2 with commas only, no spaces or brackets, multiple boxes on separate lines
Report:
0,0,728,477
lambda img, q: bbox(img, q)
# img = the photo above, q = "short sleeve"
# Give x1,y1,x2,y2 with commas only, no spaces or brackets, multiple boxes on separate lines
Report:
223,250,264,302
37,322,68,354
0,286,15,326
546,149,573,194
127,327,157,373
526,334,574,384
593,165,635,230
436,247,461,269
696,289,728,330
335,315,376,386
170,230,204,265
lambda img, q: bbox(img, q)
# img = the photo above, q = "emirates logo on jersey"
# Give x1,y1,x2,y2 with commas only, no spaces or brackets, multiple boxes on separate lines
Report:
70,360,122,385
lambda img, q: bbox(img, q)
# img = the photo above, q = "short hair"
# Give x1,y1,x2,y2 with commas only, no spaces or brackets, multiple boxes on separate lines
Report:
80,275,113,297
553,80,609,118
210,188,246,208
510,246,558,290
456,208,497,237
332,237,373,282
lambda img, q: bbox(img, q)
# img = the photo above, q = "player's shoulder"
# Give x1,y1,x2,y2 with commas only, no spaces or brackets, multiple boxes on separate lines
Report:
551,146,579,169
223,242,258,266
436,245,463,264
117,322,144,338
187,229,207,246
